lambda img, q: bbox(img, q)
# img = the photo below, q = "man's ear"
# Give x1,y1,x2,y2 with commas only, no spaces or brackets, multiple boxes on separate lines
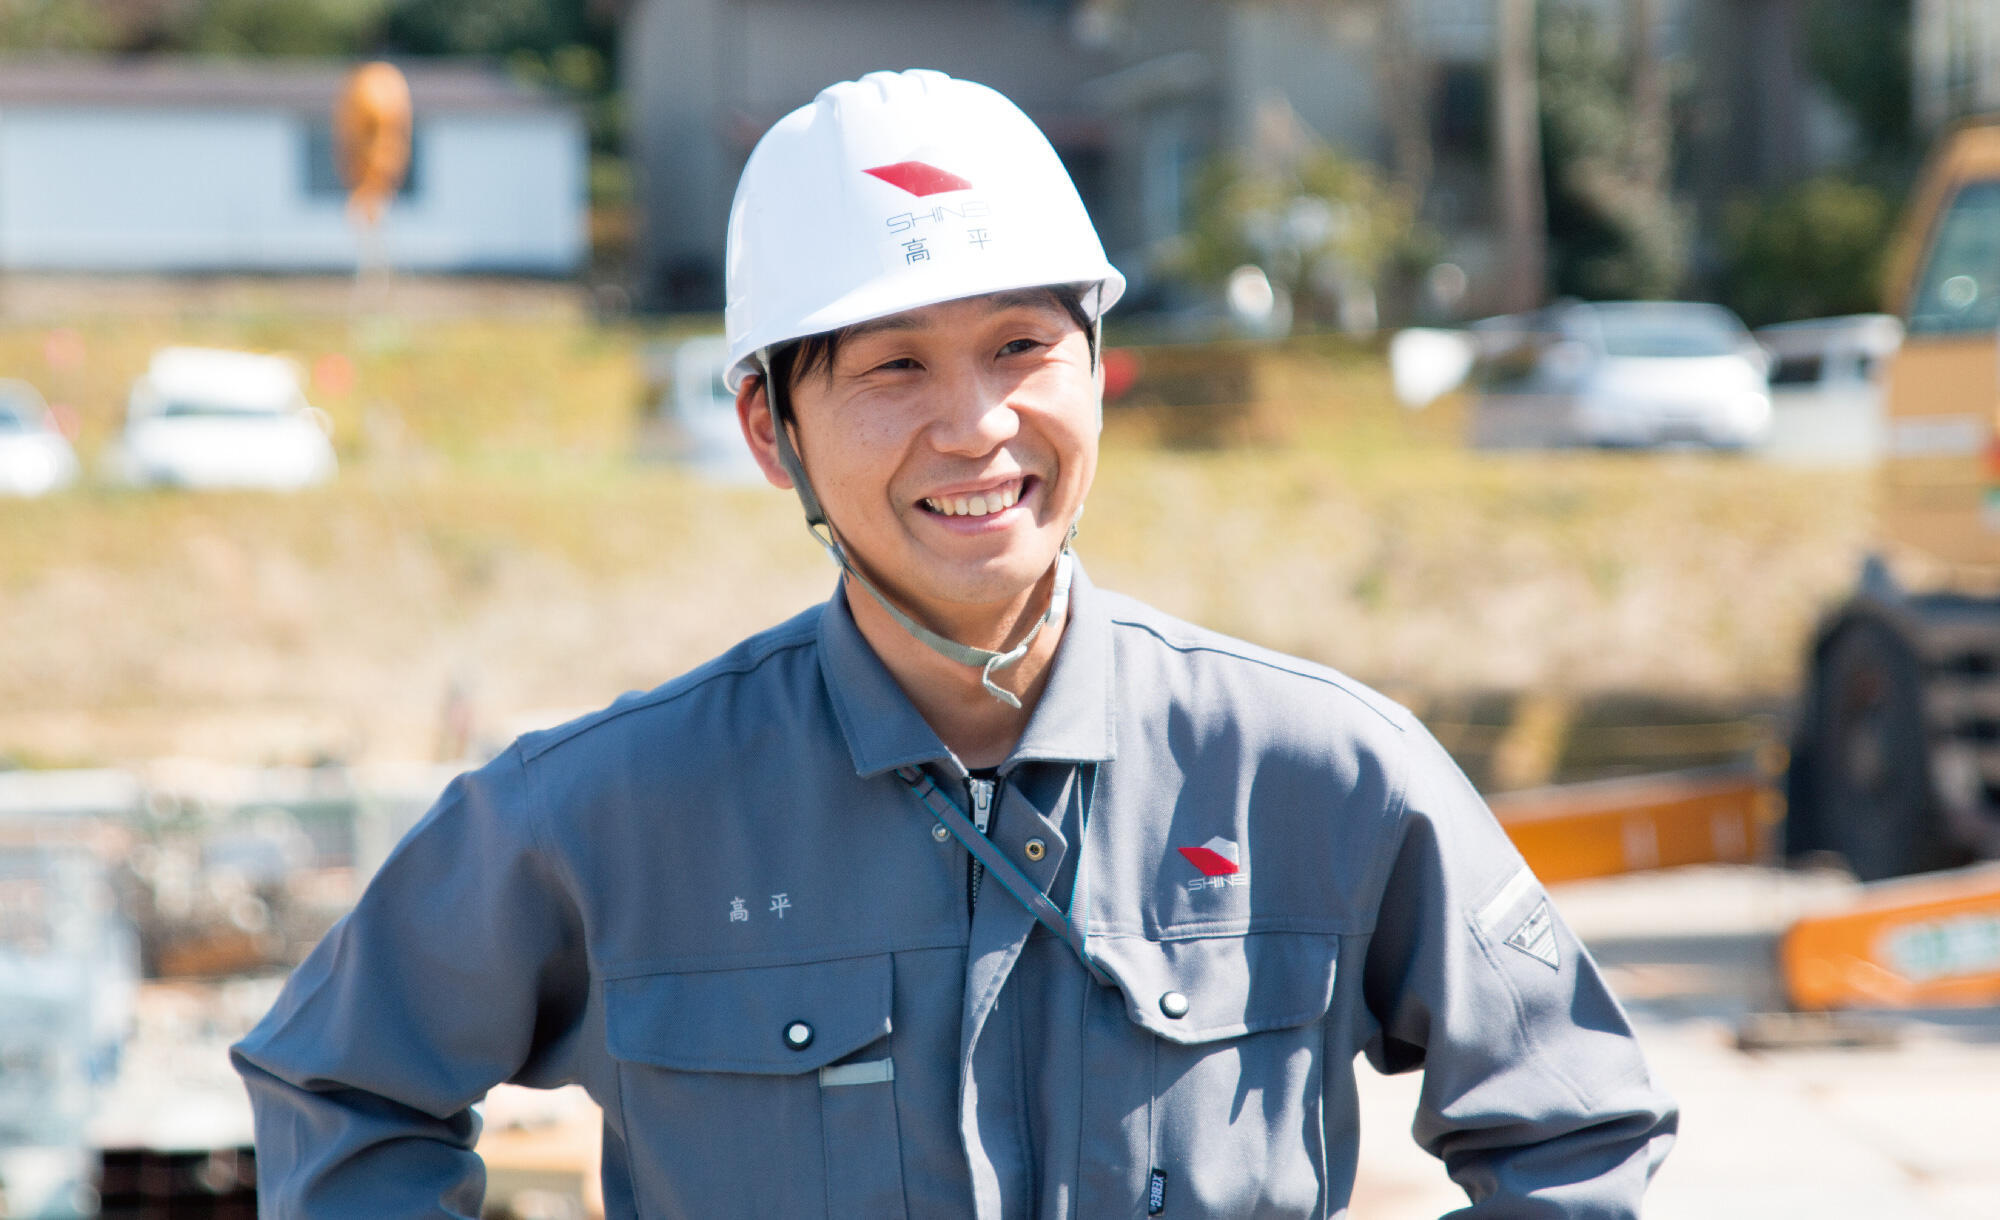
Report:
1091,344,1106,434
735,375,796,491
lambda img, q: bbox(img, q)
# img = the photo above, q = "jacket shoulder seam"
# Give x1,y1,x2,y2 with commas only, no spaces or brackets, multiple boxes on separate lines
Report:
1107,613,1410,735
518,622,820,762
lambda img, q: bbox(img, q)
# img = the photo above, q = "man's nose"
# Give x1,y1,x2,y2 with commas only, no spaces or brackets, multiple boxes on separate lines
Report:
929,373,1021,455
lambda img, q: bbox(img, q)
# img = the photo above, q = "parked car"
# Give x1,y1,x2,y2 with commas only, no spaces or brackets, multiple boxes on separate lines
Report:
0,379,79,496
1754,313,1902,465
1468,301,1772,450
104,347,336,491
639,334,763,483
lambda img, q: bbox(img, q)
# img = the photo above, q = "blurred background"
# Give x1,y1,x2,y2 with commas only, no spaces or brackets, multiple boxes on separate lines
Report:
4,1,2000,1217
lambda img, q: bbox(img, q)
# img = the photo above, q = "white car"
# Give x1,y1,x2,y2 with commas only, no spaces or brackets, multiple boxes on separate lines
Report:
106,347,336,491
1468,301,1773,450
0,379,79,496
1755,313,1902,465
649,334,765,483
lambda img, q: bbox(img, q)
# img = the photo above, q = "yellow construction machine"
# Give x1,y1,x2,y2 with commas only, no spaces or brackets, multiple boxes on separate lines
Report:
1749,118,2000,1011
1783,119,2000,884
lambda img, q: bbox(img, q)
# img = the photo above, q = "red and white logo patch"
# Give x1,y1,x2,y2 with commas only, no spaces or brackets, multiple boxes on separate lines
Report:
1179,837,1248,892
1178,837,1241,877
864,160,974,197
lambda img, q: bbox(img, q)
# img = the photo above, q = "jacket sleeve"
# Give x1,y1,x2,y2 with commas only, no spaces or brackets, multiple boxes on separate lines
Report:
229,745,589,1219
1359,723,1678,1218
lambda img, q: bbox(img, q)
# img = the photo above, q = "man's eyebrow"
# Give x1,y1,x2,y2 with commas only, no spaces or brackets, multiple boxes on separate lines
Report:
842,312,924,341
841,290,1067,342
982,288,1069,314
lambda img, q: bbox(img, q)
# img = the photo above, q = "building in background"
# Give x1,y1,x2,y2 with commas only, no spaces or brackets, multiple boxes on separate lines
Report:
621,0,1120,310
0,58,586,275
1913,0,2000,133
615,0,1630,316
621,0,1893,316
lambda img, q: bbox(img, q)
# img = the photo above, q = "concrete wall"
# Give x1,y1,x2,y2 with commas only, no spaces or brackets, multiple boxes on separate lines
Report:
0,105,585,273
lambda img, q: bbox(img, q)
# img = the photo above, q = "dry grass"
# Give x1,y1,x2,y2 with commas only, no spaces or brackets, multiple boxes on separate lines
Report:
0,312,1875,768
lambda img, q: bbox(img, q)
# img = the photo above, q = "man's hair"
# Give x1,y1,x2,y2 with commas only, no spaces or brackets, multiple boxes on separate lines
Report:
764,284,1096,416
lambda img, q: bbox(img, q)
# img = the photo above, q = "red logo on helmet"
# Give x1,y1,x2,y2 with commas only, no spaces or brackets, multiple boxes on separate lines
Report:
1177,837,1241,877
864,161,974,197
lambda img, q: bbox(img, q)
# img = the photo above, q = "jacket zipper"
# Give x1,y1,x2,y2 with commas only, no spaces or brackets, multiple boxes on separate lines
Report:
967,776,995,915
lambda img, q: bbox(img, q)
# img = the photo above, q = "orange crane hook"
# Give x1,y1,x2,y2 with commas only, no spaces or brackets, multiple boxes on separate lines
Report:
334,62,412,228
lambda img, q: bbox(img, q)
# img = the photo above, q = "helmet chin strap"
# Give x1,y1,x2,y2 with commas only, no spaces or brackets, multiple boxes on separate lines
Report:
759,353,1074,710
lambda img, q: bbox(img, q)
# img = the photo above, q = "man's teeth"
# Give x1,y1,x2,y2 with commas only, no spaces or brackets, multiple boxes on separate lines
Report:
925,484,1021,517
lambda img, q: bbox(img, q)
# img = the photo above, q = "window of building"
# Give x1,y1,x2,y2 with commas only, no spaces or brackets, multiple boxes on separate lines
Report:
1431,62,1489,160
302,118,423,203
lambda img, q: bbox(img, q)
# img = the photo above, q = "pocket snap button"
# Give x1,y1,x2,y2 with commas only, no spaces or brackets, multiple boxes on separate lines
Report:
1158,991,1190,1019
784,1021,815,1050
932,822,950,842
1024,838,1047,861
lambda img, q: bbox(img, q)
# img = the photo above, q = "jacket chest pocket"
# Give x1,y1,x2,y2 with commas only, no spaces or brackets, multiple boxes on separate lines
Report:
604,953,908,1219
1090,931,1340,1219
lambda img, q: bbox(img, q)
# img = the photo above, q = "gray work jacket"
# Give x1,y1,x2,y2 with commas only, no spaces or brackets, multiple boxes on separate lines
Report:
232,566,1676,1218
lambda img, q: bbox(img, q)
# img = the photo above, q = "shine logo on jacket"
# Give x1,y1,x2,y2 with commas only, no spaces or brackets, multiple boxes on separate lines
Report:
1179,837,1249,891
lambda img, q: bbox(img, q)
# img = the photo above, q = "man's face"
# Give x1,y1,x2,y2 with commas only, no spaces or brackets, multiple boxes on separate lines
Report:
742,290,1101,620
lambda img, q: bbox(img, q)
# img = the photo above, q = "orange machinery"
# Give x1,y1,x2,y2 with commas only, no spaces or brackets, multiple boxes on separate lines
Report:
1489,764,1775,884
1489,764,2000,1011
1781,863,2000,1010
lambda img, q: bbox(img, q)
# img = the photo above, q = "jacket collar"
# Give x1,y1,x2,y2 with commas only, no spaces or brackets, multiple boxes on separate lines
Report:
818,561,1118,778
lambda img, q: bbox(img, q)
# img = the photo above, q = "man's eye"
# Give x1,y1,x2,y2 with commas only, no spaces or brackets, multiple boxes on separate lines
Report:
999,338,1043,357
872,357,919,372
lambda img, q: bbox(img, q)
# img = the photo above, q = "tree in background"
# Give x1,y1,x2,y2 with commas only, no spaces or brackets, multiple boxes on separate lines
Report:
1537,0,1685,301
182,0,387,56
1803,0,1912,170
1717,0,1909,325
0,0,388,55
0,0,118,51
1494,0,1546,312
384,0,624,200
1721,176,1895,327
1179,99,1419,334
0,0,618,129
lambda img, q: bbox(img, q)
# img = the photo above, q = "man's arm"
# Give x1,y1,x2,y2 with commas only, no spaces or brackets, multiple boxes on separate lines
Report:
1360,724,1677,1217
230,746,589,1218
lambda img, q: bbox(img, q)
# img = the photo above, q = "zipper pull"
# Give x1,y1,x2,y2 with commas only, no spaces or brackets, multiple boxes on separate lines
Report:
966,776,996,915
969,777,995,835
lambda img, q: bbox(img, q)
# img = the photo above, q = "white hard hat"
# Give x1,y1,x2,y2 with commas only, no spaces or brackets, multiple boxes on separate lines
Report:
723,69,1125,391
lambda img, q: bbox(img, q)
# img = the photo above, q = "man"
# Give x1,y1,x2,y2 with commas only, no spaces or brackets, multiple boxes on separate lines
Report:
233,70,1675,1217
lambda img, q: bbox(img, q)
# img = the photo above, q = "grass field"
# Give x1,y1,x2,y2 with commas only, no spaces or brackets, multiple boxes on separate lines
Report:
0,299,1876,778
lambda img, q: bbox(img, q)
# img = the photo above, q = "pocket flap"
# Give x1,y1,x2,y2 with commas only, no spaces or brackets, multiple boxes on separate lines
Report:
605,954,893,1074
1092,931,1338,1045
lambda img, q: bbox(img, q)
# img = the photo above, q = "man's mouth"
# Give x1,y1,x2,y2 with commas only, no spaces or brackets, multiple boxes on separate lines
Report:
922,477,1027,519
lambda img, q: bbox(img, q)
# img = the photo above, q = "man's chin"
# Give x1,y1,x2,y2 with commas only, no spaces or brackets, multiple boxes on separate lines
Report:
873,557,1060,620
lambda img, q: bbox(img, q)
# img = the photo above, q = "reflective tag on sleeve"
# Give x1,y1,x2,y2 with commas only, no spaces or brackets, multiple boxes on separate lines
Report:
1504,899,1560,969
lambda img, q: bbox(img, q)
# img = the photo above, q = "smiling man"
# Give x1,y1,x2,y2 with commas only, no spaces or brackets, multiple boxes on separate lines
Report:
741,286,1100,767
233,70,1675,1218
